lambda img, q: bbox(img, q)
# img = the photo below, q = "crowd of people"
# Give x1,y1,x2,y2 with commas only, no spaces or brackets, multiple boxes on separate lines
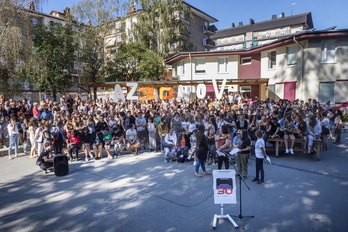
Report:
0,93,345,177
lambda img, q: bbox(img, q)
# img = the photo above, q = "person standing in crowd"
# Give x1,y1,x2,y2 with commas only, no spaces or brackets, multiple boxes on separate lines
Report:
0,105,8,148
320,112,330,150
147,117,157,151
194,124,211,177
21,118,29,156
28,118,38,158
157,117,169,151
216,125,232,170
327,109,335,139
51,121,65,154
135,112,147,150
236,113,249,131
35,122,44,157
252,130,267,184
306,113,322,153
206,127,217,165
7,116,20,160
333,109,343,145
171,112,183,135
236,129,251,179
223,112,236,138
32,102,41,119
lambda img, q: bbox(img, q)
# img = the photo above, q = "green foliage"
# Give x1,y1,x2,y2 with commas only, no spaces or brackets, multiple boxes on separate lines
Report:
73,0,123,26
105,43,165,82
133,0,193,58
0,0,40,96
342,114,348,122
78,26,106,83
29,23,76,99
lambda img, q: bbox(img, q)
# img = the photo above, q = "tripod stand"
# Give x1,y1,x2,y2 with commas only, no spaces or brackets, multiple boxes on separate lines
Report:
231,161,254,229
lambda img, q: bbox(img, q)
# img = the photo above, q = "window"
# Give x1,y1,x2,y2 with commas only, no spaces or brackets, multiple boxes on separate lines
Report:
116,22,121,31
321,40,336,63
280,27,285,35
268,51,276,69
173,65,177,77
241,57,251,65
116,34,122,42
195,58,206,74
181,61,185,75
287,45,297,65
31,18,37,25
218,57,228,73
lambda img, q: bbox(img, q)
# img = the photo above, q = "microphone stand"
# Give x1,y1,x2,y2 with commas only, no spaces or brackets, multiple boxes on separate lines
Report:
230,156,254,229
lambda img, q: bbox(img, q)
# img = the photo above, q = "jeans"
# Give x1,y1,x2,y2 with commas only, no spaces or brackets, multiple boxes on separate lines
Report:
8,134,19,155
177,146,189,158
255,158,264,181
208,144,217,163
164,147,177,159
195,158,207,173
23,139,28,154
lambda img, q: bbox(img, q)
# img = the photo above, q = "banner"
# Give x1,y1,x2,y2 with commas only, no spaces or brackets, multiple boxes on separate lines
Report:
212,170,237,205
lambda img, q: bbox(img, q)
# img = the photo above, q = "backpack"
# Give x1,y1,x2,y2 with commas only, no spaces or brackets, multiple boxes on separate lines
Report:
177,153,186,163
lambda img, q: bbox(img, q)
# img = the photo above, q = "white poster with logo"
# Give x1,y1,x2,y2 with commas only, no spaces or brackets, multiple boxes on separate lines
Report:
213,170,237,204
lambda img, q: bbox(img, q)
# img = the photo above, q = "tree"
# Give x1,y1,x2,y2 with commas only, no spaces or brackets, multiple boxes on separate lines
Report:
72,0,124,99
0,0,44,96
105,43,165,82
29,23,76,100
133,0,193,58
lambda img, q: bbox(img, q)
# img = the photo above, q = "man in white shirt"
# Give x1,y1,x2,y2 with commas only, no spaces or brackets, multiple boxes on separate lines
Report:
126,123,140,154
164,129,177,163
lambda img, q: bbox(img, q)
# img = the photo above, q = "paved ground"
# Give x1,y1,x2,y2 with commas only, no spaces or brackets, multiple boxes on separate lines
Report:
0,134,348,232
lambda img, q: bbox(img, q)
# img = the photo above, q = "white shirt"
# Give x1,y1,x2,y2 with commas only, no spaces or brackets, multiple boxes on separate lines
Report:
255,138,266,159
7,123,19,136
165,133,177,146
126,128,137,141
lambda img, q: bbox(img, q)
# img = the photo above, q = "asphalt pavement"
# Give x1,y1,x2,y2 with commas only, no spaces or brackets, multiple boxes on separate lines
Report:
1,134,348,232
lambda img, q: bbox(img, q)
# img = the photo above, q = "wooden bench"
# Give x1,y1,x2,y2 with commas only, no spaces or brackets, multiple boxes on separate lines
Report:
267,138,322,161
62,144,129,157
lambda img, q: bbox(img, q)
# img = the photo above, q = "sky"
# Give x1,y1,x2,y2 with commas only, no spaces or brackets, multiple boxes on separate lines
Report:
40,0,348,30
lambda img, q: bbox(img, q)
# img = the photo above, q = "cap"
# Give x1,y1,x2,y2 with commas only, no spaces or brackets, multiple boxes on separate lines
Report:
33,102,38,106
236,129,242,134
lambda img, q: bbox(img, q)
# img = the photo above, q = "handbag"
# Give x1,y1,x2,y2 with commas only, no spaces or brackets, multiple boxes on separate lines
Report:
163,143,174,149
321,125,329,135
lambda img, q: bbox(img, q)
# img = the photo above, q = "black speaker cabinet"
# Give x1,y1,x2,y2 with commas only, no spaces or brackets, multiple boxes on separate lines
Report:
54,154,69,176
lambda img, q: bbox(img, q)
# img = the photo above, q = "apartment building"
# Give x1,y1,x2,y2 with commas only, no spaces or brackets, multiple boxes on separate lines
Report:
211,12,314,51
104,1,218,59
165,28,348,104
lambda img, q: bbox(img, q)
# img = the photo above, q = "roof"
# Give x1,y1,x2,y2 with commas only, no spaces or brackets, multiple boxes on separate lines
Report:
211,12,313,39
184,1,218,23
165,29,348,64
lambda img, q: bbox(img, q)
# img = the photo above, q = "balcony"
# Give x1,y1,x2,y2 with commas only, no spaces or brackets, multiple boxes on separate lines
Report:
203,25,217,35
202,38,215,48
